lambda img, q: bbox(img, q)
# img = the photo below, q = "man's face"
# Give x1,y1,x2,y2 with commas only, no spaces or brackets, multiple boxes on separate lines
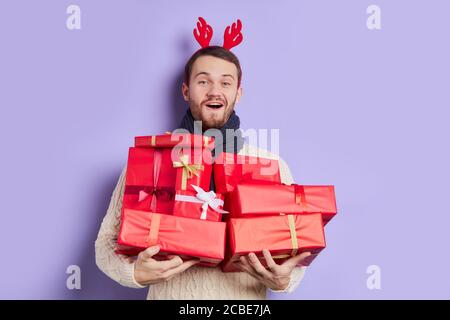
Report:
182,55,242,130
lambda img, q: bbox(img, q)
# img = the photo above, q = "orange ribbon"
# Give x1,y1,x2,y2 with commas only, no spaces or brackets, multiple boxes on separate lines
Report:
147,213,161,246
272,215,299,259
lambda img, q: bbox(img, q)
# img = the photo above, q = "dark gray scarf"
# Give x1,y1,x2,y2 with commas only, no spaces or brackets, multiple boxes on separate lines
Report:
177,108,244,157
176,108,244,191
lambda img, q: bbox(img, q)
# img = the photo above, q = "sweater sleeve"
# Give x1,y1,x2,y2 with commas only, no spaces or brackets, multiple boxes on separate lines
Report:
270,157,308,294
94,166,146,289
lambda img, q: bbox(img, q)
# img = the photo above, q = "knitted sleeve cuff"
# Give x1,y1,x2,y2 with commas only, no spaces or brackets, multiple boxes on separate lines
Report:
119,260,147,289
268,266,307,294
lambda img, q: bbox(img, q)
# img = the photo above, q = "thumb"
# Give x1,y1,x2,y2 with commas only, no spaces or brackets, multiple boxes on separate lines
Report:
141,245,161,260
285,251,311,268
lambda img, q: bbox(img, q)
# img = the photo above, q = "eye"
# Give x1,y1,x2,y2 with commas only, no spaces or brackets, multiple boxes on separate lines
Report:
198,80,208,85
223,82,231,87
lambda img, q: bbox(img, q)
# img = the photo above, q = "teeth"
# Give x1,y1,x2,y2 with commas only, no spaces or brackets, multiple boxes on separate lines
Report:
206,102,223,108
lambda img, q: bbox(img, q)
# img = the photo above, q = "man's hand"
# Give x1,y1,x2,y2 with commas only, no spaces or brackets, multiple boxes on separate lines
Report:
235,249,313,291
134,245,199,286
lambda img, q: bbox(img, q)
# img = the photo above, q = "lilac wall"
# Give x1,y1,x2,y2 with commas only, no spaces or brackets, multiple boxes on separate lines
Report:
0,0,449,299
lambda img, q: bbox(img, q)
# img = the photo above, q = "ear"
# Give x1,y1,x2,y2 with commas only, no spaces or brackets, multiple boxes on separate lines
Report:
181,82,189,102
235,86,243,104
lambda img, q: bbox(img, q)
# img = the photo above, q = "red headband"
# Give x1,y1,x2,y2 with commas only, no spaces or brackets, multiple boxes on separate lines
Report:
193,17,243,50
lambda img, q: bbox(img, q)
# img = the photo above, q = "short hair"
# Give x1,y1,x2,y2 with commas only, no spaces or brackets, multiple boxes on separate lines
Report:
184,46,242,87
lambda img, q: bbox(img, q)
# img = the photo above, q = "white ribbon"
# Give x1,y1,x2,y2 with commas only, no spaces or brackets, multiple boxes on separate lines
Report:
175,184,228,220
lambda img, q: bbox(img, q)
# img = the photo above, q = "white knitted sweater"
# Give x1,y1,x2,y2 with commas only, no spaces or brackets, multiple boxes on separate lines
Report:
95,144,306,300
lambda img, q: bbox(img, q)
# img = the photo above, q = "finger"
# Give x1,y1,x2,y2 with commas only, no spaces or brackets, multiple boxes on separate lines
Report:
299,253,318,266
140,245,160,260
262,249,279,272
238,256,257,275
239,255,254,271
236,260,262,280
284,251,312,268
155,255,184,271
234,262,243,270
239,255,247,264
248,253,272,278
234,261,249,273
162,259,199,279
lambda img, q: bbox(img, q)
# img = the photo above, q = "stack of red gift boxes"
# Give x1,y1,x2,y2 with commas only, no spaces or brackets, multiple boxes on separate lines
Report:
213,152,337,271
116,133,337,271
116,133,227,266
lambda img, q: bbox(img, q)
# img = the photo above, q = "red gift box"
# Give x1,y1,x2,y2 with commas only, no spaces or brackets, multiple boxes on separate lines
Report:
117,209,226,266
173,185,227,222
213,152,281,195
123,134,214,213
135,133,214,149
137,133,214,193
228,184,337,225
124,147,176,214
172,151,212,192
221,214,326,272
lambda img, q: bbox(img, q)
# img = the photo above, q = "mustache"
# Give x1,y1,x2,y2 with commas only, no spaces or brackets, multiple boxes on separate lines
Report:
202,98,226,105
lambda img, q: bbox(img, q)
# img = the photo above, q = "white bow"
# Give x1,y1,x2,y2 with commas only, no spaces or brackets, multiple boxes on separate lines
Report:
175,185,228,220
192,185,229,219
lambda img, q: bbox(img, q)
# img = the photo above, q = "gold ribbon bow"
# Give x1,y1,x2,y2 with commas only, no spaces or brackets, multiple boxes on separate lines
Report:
173,154,204,190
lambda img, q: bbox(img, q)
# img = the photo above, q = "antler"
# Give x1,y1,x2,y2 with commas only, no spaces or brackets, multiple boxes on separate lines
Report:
223,19,243,50
193,17,213,48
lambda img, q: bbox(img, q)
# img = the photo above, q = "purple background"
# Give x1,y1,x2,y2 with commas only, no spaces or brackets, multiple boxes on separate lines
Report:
0,0,449,299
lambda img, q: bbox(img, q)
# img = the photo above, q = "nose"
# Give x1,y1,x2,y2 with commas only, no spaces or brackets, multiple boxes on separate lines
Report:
206,82,221,97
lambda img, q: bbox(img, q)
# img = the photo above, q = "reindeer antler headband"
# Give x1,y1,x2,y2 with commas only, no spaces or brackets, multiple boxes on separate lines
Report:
193,17,243,50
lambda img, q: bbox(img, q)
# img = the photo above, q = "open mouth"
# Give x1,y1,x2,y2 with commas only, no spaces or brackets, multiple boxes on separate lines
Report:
204,102,224,109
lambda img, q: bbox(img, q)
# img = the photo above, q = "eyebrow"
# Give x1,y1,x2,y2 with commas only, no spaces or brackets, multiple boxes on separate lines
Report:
222,74,235,80
194,72,235,80
194,72,210,78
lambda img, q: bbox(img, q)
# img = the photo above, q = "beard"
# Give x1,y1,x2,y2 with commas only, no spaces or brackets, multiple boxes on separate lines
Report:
189,96,237,131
